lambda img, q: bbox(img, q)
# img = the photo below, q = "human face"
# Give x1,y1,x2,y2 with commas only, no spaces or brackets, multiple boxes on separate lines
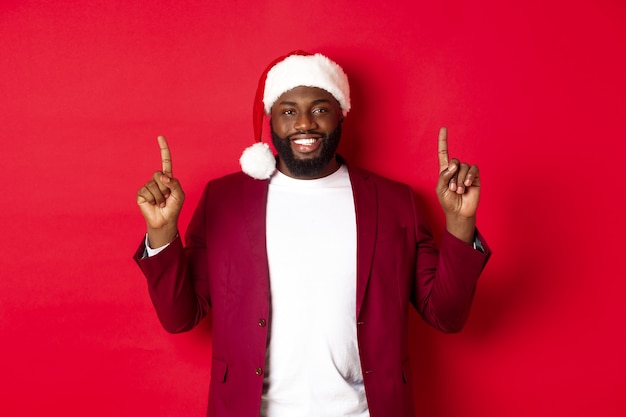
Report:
270,86,343,179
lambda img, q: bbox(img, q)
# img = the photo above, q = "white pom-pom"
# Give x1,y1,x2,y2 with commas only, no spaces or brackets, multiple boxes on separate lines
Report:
240,142,276,180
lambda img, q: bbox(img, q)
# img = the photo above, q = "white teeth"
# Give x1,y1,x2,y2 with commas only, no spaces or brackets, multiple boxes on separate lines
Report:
293,138,317,145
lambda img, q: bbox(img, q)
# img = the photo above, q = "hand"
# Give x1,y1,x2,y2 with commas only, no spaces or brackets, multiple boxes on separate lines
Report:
436,127,480,243
136,135,185,247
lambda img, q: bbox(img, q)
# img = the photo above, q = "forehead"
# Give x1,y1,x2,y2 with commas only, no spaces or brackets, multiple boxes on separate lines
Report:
274,86,340,107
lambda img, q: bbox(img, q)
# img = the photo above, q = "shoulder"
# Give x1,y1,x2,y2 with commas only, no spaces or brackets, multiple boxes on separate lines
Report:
345,162,412,194
194,171,269,219
192,171,269,212
204,170,268,193
209,170,257,185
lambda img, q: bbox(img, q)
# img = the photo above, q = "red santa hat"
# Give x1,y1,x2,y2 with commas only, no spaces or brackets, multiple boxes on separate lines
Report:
239,51,351,179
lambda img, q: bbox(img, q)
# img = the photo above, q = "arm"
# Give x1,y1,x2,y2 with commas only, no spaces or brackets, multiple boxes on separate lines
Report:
413,213,490,333
412,127,491,332
134,136,210,333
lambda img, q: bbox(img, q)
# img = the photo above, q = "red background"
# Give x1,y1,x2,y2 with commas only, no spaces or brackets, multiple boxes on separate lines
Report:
1,1,625,416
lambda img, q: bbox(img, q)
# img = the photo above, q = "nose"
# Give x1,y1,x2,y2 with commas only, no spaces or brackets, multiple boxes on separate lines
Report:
294,112,317,132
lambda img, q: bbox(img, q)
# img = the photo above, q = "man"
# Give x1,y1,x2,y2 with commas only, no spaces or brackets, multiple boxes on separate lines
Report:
134,51,490,417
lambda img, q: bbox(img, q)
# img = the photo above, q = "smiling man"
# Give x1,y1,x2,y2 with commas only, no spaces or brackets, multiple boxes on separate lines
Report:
134,51,491,417
270,86,343,179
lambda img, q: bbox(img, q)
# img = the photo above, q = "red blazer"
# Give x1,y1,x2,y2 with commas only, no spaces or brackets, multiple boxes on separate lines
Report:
135,163,491,417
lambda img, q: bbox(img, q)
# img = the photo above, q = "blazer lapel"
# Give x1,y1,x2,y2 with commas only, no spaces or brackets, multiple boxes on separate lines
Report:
241,176,271,294
347,166,378,318
239,166,377,316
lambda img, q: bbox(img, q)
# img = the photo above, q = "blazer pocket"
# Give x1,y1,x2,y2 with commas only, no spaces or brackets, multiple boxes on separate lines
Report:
211,358,228,383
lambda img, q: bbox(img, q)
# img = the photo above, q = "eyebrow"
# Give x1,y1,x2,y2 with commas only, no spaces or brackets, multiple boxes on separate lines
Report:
277,99,332,106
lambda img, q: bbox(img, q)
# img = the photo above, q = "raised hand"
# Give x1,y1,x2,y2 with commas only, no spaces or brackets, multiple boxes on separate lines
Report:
136,135,185,248
436,127,480,243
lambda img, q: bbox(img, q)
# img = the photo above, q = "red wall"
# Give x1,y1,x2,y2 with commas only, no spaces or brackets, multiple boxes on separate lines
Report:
2,1,625,416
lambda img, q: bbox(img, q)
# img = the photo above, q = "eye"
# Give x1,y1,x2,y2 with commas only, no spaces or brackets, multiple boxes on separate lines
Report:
282,109,296,116
312,107,328,114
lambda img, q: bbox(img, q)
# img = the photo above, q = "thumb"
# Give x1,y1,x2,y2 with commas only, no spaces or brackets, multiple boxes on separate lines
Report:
160,174,185,202
437,162,457,193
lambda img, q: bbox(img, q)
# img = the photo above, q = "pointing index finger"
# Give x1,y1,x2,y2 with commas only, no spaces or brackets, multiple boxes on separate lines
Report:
438,127,449,173
157,135,173,176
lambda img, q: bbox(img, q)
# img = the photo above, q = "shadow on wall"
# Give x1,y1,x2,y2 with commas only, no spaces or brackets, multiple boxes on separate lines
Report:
406,181,553,415
462,182,558,340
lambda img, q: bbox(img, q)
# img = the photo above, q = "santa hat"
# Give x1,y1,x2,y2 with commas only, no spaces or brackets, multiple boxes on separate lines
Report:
239,51,351,179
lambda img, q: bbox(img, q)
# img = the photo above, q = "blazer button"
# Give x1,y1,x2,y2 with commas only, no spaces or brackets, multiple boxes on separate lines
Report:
258,318,267,327
255,367,264,376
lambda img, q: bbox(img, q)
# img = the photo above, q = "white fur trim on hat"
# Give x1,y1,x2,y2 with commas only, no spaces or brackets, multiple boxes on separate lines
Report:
239,142,276,180
263,53,350,116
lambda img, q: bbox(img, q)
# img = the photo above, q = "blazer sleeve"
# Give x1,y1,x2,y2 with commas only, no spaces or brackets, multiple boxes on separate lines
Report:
411,187,492,333
133,183,212,334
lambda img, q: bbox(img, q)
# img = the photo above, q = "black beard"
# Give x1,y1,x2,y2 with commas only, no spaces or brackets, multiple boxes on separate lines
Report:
271,122,342,178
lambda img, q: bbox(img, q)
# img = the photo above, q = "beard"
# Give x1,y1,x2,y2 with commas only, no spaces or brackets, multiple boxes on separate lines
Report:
271,122,342,178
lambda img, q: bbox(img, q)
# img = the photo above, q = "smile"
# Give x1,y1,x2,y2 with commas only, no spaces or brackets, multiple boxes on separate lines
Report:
292,138,319,145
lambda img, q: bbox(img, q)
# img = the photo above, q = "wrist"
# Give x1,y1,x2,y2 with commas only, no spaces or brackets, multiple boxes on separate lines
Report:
147,225,178,248
445,215,476,244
